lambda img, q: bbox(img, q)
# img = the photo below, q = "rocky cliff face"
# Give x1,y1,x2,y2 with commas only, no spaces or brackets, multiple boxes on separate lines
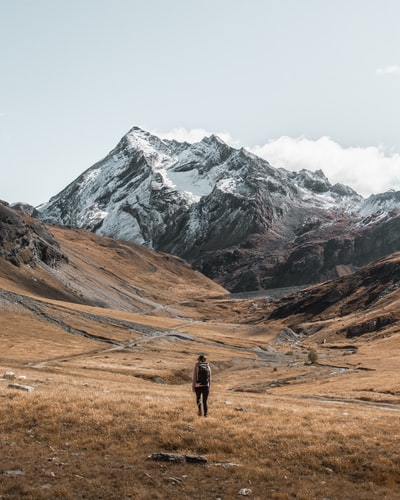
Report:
0,202,67,268
36,127,400,292
266,211,400,288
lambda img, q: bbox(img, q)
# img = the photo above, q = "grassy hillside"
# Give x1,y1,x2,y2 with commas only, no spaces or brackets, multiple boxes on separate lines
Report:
1,219,400,499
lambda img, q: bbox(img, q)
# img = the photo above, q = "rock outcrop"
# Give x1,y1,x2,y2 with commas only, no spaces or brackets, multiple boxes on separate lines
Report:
0,202,67,268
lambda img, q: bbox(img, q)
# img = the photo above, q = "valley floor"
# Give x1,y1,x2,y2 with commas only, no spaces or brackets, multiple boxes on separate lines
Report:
1,306,400,500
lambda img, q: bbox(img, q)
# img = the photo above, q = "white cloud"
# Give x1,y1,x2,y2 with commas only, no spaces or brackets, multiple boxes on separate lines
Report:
155,127,239,147
249,136,400,197
376,65,400,75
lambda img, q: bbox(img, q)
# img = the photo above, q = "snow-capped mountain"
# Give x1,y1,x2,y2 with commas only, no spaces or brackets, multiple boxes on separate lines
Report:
37,127,400,291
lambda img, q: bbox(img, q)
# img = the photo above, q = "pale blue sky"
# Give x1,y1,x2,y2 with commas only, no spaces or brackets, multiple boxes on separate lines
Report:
2,0,400,205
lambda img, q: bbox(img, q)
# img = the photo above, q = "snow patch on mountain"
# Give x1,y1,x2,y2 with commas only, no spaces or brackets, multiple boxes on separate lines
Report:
359,190,400,217
167,169,213,200
217,178,237,195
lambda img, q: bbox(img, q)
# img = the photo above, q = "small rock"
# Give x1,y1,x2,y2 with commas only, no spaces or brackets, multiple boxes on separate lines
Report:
4,469,25,476
4,371,15,379
238,488,252,496
8,383,35,392
148,452,207,464
169,476,184,484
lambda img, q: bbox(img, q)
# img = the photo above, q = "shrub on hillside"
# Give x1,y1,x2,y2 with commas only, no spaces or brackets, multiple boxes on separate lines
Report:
307,349,318,364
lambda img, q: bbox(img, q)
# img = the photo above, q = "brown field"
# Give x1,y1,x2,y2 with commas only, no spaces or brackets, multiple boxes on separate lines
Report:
1,225,400,499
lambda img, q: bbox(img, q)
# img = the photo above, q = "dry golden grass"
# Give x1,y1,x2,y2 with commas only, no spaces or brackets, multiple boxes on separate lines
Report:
1,367,400,500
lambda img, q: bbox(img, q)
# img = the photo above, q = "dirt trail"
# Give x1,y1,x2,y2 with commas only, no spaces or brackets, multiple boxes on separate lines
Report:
288,394,400,412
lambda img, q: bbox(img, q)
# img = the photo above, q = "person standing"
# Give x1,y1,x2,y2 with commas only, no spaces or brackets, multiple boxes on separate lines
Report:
192,355,211,417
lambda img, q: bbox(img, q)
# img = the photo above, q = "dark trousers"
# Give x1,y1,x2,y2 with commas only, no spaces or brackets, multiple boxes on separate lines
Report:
195,386,209,416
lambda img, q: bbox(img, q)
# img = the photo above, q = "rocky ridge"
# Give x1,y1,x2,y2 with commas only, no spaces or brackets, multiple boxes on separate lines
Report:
0,201,67,268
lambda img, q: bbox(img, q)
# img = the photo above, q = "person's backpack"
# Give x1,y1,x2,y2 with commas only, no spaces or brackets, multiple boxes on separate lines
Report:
197,362,210,385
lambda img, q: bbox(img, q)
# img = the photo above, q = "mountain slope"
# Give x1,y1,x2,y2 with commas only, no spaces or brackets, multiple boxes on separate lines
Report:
260,250,400,352
0,202,227,315
2,208,400,500
36,127,400,292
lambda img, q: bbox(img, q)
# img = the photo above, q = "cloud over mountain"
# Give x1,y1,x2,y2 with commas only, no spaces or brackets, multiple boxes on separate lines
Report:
250,136,400,197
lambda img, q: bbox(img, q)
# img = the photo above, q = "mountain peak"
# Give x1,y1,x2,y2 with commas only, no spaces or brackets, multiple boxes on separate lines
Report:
206,133,225,143
360,189,400,216
36,127,400,293
116,126,171,159
199,134,228,148
128,125,147,134
125,126,158,145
